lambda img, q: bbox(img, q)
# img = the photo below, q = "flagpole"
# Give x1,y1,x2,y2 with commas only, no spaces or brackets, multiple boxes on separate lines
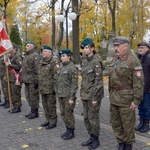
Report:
0,6,13,113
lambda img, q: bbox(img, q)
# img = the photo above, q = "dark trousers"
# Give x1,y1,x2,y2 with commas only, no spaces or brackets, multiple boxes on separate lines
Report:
138,93,150,120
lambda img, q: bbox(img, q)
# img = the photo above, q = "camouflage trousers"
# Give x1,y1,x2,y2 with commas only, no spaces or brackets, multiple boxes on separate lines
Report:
82,99,101,136
1,78,8,100
42,94,57,125
58,97,76,128
25,83,39,109
10,82,22,108
110,104,135,144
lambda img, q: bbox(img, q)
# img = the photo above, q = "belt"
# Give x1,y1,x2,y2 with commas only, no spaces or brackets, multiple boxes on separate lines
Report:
110,84,133,91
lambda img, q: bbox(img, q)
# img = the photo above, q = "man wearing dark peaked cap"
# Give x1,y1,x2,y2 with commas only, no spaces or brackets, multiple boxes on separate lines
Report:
135,41,150,133
104,36,144,150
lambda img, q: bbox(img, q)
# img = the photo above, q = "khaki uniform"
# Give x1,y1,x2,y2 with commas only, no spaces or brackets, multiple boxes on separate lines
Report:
80,54,104,136
21,49,40,109
38,57,58,125
7,53,22,108
0,57,8,101
56,61,78,128
104,50,144,144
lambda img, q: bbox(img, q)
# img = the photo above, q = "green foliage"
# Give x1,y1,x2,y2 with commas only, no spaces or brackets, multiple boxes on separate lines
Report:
10,24,22,48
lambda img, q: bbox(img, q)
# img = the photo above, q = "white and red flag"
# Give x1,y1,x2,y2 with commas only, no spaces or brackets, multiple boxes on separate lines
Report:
0,20,13,56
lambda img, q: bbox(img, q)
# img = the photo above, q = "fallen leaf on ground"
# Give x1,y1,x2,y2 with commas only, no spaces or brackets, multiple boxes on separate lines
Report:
22,144,29,148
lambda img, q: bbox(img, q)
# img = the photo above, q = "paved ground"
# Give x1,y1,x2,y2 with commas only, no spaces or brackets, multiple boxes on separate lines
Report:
0,81,150,150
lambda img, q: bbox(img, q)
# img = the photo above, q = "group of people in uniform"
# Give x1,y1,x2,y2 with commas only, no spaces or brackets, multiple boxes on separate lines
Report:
0,36,149,150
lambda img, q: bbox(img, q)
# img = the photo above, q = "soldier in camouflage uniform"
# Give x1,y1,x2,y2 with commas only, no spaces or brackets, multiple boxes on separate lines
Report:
56,49,78,140
104,36,144,150
80,38,104,150
0,56,9,108
39,46,58,129
21,41,40,119
5,43,22,113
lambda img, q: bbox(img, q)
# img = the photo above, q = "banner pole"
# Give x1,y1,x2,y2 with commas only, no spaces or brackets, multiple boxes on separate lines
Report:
0,6,13,112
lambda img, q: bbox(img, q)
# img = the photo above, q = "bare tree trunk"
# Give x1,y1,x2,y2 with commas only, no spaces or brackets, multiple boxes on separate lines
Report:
56,0,65,49
129,0,140,47
72,0,80,64
51,0,55,48
107,0,116,33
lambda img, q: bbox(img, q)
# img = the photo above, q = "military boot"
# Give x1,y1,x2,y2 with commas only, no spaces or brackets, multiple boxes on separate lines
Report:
0,99,7,106
25,108,32,118
60,126,69,138
117,143,125,150
28,108,39,119
4,100,10,109
81,134,93,146
63,128,75,140
11,107,21,113
124,144,132,150
88,135,100,150
140,120,149,133
135,117,144,131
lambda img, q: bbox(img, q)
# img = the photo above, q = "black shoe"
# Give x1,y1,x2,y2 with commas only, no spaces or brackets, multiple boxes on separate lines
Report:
25,111,32,118
117,143,125,150
60,126,69,138
28,112,39,119
124,144,132,150
88,136,100,150
140,120,149,133
46,124,56,129
4,103,10,109
135,117,144,131
11,108,21,113
63,128,75,140
41,120,49,127
82,135,93,146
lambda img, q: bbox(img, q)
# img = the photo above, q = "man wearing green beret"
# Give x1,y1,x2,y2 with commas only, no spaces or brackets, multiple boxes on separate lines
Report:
38,45,59,129
21,41,40,119
105,36,144,150
80,38,104,150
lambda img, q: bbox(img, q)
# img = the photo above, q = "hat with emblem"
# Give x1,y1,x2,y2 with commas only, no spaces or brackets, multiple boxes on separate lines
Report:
137,41,150,49
80,38,93,49
113,36,129,44
26,41,35,46
59,49,72,55
41,45,52,51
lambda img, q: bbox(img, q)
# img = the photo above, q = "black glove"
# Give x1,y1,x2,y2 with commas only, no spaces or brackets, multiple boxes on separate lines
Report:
34,83,38,89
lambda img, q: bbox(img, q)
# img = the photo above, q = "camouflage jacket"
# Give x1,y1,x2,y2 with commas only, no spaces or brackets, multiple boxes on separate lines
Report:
0,56,6,79
106,50,144,106
7,53,22,83
38,56,59,95
80,54,104,101
56,61,78,101
21,49,40,83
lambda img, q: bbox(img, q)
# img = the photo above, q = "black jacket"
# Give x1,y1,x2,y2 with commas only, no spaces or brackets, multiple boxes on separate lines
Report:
137,51,150,93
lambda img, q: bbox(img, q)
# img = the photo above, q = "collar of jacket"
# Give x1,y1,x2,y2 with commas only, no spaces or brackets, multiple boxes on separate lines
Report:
62,61,71,66
26,48,36,55
140,51,150,63
41,56,52,64
86,54,94,61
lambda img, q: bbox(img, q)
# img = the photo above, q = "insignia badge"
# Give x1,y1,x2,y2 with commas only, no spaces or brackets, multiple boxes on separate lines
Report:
136,71,141,78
